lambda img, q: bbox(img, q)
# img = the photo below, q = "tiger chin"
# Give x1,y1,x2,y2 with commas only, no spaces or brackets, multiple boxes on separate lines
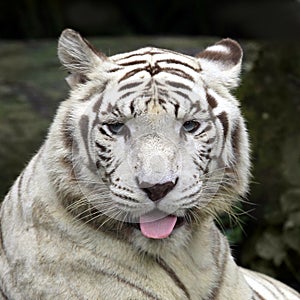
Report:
0,29,299,300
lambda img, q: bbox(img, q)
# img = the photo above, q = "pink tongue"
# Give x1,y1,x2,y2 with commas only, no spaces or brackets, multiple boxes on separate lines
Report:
139,210,177,239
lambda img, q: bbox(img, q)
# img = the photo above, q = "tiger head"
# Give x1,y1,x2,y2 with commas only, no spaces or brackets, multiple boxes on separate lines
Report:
54,29,250,253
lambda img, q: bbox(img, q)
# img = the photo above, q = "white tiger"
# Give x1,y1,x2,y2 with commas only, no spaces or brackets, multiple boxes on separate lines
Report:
0,29,299,300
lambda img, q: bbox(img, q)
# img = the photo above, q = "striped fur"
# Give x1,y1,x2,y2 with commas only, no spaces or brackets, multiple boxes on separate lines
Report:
0,29,299,299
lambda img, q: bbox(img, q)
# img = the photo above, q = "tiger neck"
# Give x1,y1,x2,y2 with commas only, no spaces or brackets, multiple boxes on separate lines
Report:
142,220,253,300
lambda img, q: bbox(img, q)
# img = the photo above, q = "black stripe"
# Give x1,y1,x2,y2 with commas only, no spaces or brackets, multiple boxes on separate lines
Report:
99,126,113,138
98,154,112,162
17,171,25,201
118,81,143,92
206,92,218,109
146,63,161,76
114,50,163,61
104,160,121,178
231,122,241,151
206,137,215,144
111,191,140,203
96,160,101,169
105,167,116,177
252,289,266,300
231,121,241,166
174,90,190,100
119,91,136,100
130,100,135,114
96,268,160,300
93,95,103,113
195,124,212,138
192,158,205,173
79,115,95,171
157,88,169,97
174,103,179,118
165,80,191,91
163,67,194,81
62,115,74,149
118,67,146,83
24,151,42,195
209,242,229,299
190,100,202,114
101,160,114,170
156,257,191,300
111,106,123,118
95,141,108,152
30,150,42,176
258,274,287,298
118,59,148,67
108,67,122,72
118,64,195,84
60,154,76,180
156,58,200,72
217,112,229,138
0,286,8,300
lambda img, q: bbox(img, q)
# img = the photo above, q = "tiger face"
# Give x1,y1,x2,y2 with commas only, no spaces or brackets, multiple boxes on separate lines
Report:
57,30,250,250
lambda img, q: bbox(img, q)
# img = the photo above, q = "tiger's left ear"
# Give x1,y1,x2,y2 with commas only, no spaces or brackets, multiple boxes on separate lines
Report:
196,39,243,90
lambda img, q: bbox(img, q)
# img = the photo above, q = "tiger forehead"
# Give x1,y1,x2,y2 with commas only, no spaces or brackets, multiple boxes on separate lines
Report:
100,73,203,117
92,47,206,119
109,47,201,74
105,48,201,103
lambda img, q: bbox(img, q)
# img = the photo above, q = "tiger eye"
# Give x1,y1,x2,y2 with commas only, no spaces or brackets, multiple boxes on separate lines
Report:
107,123,124,134
182,120,200,133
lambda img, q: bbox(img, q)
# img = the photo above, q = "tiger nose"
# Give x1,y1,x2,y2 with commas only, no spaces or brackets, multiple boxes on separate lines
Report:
140,179,178,202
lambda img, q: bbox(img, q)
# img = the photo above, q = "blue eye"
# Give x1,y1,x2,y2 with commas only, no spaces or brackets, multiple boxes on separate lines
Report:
107,123,124,134
183,120,200,133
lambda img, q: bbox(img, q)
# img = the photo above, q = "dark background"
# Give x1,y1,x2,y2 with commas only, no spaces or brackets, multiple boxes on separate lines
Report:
0,0,299,40
0,0,300,292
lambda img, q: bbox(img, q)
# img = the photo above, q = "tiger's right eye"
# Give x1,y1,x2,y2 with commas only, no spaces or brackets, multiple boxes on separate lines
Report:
182,120,200,133
106,123,124,134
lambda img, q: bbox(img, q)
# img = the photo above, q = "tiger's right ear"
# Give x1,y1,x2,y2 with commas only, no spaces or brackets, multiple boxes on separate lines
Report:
58,29,107,88
196,39,243,90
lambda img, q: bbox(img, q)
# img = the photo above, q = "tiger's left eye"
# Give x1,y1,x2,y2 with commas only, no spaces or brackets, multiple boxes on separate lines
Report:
182,120,200,133
107,123,124,134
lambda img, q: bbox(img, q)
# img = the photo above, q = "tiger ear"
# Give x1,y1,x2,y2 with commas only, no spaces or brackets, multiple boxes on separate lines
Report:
196,39,243,90
58,29,106,88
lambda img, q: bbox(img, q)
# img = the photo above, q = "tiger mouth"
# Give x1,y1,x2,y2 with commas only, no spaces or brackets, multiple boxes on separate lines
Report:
173,216,186,228
129,215,186,239
130,216,185,229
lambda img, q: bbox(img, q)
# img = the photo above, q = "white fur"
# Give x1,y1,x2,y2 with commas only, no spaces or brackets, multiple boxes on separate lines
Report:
0,29,298,300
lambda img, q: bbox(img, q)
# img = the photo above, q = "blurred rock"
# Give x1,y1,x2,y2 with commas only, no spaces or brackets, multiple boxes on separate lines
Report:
282,136,300,186
281,189,300,214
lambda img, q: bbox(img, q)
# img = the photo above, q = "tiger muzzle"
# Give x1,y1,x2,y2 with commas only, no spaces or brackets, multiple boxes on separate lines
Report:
138,179,178,202
130,133,180,199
